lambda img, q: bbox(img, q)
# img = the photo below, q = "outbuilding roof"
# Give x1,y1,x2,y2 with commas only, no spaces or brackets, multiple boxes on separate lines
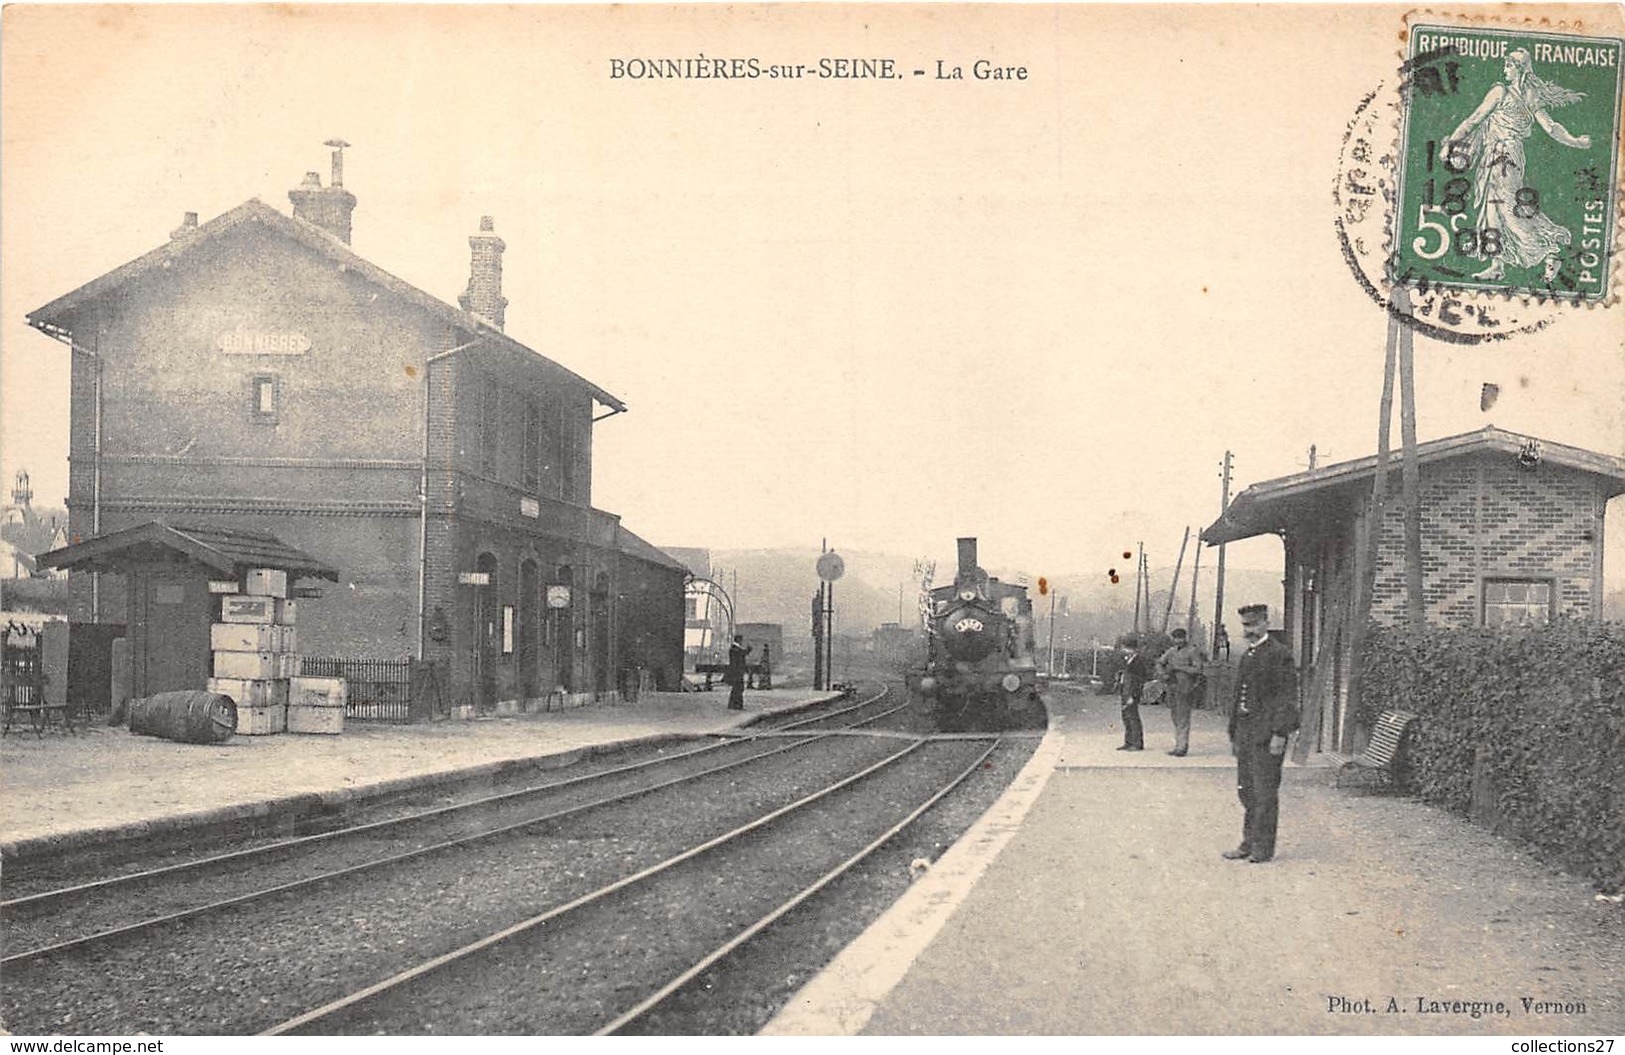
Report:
37,521,340,581
616,525,690,573
26,199,626,413
1201,427,1625,546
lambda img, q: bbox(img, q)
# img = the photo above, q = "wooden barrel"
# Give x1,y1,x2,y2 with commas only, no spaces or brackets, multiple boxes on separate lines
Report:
128,690,237,744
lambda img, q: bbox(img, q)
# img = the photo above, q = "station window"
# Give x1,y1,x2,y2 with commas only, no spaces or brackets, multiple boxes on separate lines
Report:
250,374,279,421
1482,578,1554,627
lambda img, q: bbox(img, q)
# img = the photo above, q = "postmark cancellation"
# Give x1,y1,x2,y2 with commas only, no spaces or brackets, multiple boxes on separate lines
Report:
1392,17,1623,304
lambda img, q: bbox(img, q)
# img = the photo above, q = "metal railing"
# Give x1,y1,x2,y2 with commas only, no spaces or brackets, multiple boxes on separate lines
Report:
299,656,415,723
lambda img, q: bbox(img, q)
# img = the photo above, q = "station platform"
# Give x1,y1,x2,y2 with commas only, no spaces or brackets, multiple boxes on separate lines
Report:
3,681,1619,1036
764,685,1625,1036
0,686,838,862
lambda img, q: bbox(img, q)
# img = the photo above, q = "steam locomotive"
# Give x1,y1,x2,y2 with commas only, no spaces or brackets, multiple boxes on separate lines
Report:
915,537,1042,731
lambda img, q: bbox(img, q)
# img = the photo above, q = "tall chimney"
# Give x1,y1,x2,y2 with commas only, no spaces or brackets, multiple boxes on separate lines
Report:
957,537,979,578
288,140,357,244
169,211,199,240
458,215,508,330
325,138,349,187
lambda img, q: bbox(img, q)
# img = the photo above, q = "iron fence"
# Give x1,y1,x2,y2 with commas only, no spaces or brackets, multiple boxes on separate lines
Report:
300,656,415,723
3,632,43,708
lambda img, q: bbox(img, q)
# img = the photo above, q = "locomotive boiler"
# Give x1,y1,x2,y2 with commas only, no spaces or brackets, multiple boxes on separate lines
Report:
916,537,1041,730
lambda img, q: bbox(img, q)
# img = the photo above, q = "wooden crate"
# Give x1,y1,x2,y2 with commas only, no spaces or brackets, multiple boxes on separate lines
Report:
214,650,280,680
287,704,343,735
211,623,280,652
244,569,289,599
208,677,289,708
235,704,287,736
289,676,347,709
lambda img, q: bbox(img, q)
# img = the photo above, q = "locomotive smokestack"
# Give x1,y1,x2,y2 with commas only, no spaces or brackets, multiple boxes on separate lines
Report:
957,537,979,577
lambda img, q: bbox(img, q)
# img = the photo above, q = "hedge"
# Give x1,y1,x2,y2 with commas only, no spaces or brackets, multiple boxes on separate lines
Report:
1360,619,1625,893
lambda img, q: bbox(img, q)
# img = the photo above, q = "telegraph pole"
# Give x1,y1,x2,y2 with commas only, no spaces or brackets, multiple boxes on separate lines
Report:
1346,299,1401,747
1396,285,1425,630
1212,450,1232,655
1186,537,1203,637
1162,526,1190,633
1046,586,1057,676
1132,542,1145,636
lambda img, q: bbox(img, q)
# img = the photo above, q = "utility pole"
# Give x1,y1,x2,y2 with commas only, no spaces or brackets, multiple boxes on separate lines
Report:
1186,537,1203,637
1162,526,1190,632
812,586,824,691
1396,285,1425,630
1347,296,1401,748
1132,542,1145,636
1046,587,1057,676
1212,450,1232,656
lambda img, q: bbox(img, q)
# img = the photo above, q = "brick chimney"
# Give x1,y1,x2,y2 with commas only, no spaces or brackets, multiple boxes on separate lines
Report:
458,215,507,330
169,211,199,240
288,140,357,244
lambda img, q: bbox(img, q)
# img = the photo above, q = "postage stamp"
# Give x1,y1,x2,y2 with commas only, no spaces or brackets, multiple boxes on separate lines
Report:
1391,22,1623,303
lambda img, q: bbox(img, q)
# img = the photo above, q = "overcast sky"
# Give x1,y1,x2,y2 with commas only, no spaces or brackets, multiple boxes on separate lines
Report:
4,4,1622,586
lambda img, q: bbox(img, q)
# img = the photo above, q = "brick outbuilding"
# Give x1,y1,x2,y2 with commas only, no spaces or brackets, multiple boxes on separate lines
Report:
1201,427,1625,753
29,147,685,713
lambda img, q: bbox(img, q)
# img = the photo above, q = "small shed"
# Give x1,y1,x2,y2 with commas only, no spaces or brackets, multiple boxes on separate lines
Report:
37,522,338,699
1201,427,1625,754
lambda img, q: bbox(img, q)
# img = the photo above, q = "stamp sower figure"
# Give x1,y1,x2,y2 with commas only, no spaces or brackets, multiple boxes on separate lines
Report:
1157,627,1205,756
1224,604,1299,863
1446,47,1592,284
726,634,752,711
1115,635,1148,751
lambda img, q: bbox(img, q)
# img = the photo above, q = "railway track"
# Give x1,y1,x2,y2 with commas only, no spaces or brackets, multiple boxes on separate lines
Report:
1,684,902,961
2,679,1041,1035
269,736,1000,1035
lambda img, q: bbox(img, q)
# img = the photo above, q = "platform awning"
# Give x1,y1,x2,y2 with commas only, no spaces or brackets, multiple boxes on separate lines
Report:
36,522,339,581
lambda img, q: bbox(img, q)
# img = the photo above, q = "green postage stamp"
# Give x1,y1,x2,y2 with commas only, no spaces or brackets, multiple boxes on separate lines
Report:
1393,23,1623,301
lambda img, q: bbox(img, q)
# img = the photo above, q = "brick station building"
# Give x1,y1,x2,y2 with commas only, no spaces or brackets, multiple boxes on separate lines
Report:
1201,427,1625,753
29,147,685,713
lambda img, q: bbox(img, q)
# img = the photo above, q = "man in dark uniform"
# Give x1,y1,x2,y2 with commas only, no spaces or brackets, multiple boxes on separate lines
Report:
1115,635,1148,751
726,634,752,711
1223,604,1299,863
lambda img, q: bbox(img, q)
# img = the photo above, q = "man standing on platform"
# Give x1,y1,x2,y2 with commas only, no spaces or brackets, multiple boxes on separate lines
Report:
1114,635,1148,751
726,634,752,711
1157,627,1205,756
1223,604,1298,863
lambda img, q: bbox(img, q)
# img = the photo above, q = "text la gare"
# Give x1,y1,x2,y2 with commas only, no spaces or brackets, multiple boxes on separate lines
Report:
938,59,1028,80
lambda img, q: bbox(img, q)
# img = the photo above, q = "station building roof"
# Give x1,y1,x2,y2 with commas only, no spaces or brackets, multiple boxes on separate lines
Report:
27,198,626,414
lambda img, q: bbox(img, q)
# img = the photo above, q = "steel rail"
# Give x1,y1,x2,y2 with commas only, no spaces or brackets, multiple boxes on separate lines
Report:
596,736,1003,1035
2,683,891,916
2,688,897,968
262,737,937,1036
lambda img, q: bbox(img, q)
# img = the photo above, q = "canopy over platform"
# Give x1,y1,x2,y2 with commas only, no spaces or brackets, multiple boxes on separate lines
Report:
37,522,339,582
1200,427,1625,546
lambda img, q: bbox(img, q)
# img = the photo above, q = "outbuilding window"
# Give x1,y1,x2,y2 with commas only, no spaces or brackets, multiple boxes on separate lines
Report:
250,374,279,422
1482,578,1554,627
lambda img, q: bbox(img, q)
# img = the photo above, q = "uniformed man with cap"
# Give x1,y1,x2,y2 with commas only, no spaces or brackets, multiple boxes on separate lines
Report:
1156,627,1205,756
1223,603,1299,863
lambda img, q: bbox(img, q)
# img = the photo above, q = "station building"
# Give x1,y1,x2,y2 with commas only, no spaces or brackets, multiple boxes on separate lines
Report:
31,147,685,712
1201,427,1625,753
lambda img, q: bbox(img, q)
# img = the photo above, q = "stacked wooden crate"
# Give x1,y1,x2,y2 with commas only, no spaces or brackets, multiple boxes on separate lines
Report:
207,569,299,735
288,675,347,735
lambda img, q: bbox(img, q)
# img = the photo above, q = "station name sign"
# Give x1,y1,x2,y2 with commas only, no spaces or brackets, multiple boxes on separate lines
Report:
217,327,311,356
